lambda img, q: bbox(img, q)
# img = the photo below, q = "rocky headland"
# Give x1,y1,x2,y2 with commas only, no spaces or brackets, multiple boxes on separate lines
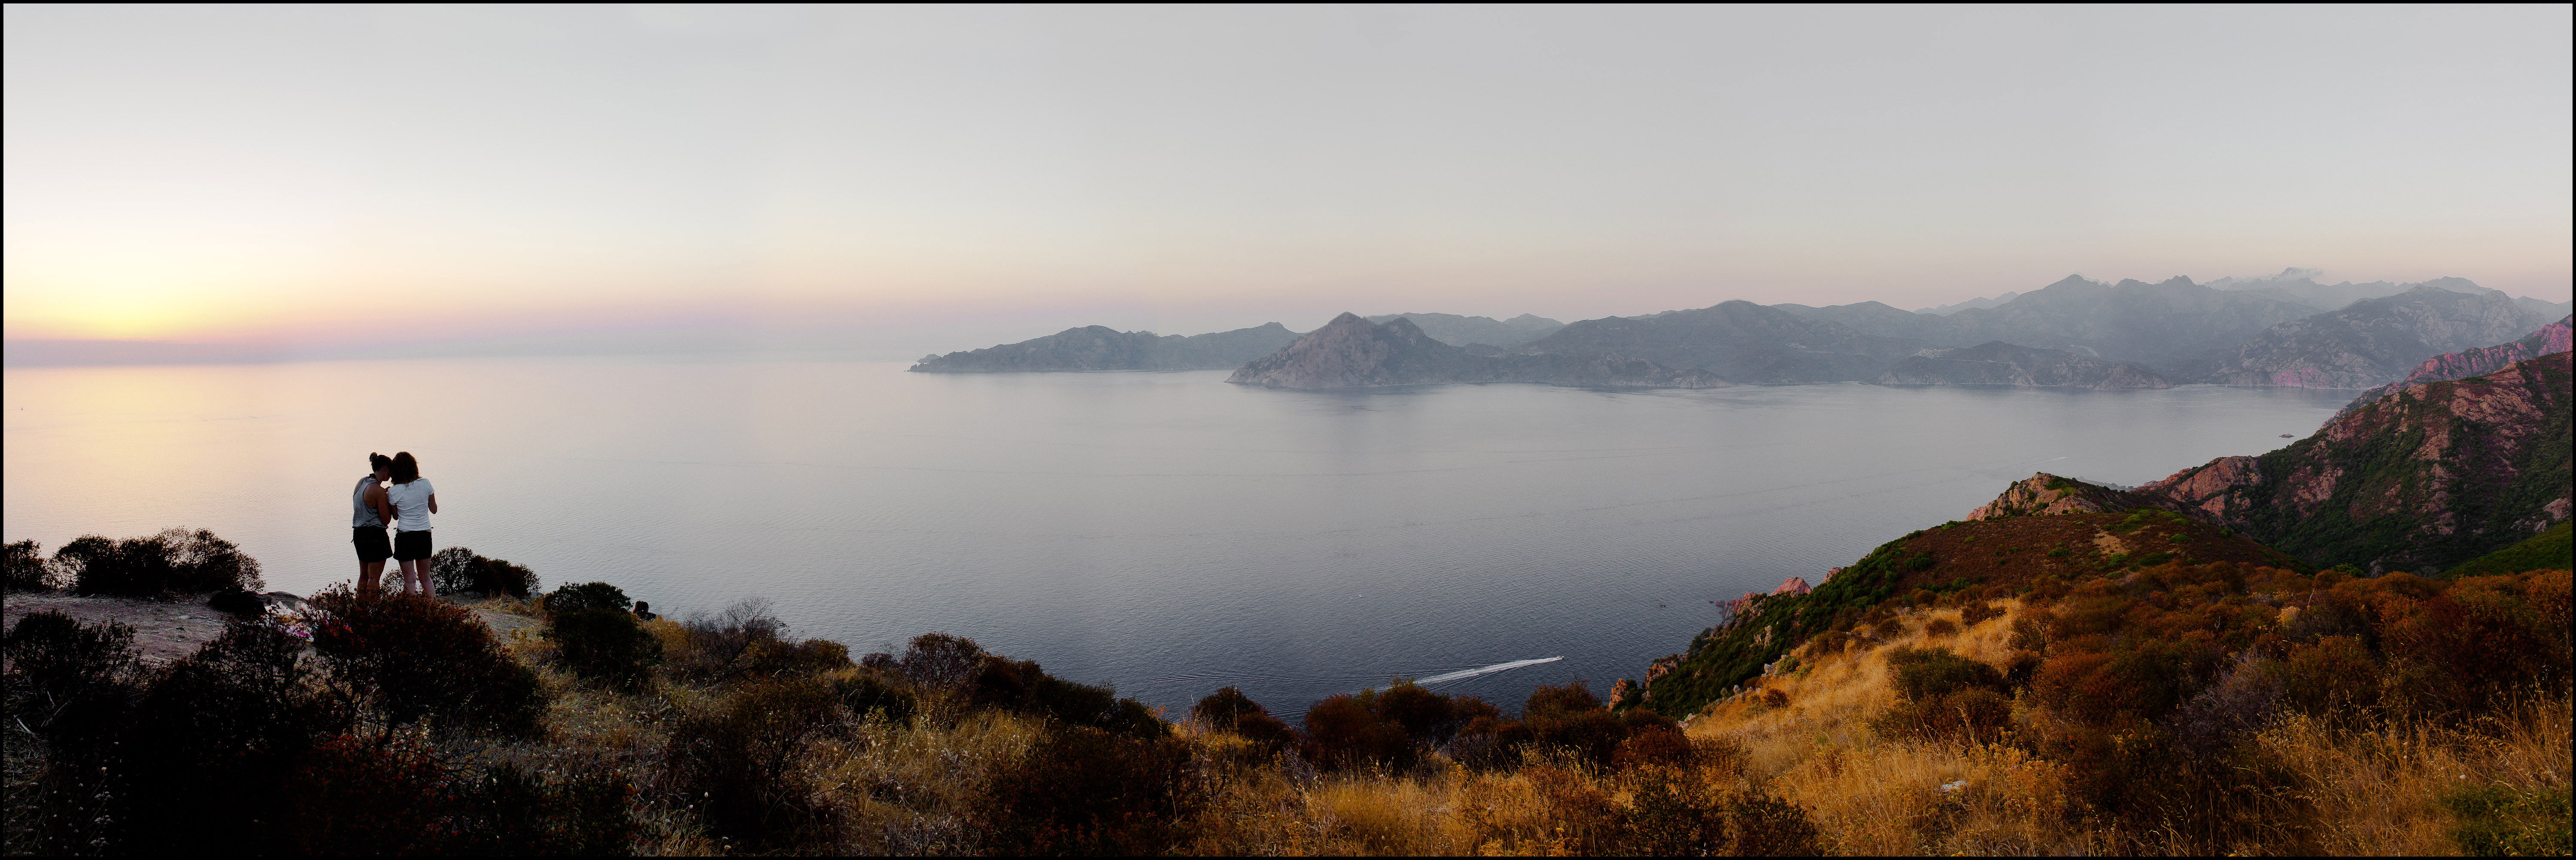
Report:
2336,315,2571,416
911,322,1300,372
1876,341,2171,389
1227,313,1728,390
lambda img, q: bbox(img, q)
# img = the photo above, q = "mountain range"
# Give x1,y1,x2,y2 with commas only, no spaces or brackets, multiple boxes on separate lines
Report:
1226,313,1725,390
914,272,2572,394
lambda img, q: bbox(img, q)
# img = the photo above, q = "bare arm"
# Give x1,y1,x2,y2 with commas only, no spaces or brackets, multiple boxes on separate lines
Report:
427,493,438,515
367,483,394,526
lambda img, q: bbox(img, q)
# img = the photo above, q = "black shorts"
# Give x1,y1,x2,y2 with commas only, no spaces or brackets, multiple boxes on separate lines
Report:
353,527,392,563
394,530,434,562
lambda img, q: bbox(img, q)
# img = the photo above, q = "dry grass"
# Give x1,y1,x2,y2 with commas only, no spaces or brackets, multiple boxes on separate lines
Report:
2259,696,2572,856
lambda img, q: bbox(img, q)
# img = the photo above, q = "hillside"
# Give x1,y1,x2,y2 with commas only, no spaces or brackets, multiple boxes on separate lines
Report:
2146,351,2573,572
911,322,1300,372
2337,315,2572,416
2181,286,2558,388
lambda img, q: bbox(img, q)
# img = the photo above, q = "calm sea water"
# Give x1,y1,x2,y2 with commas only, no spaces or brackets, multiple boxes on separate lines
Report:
2,357,2352,714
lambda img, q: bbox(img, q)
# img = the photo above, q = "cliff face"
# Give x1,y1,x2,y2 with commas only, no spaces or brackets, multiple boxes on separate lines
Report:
1227,313,1728,390
2139,351,2573,572
912,322,1300,372
2182,286,2556,389
1877,341,2171,389
2336,316,2572,417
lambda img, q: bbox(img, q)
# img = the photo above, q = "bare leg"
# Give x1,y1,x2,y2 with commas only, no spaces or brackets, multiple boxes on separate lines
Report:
404,559,430,595
358,560,385,596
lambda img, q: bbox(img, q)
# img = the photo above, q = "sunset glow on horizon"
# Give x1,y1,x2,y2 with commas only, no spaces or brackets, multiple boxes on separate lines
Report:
6,5,2570,357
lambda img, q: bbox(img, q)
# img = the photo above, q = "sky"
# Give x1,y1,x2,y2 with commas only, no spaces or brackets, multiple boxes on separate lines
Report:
5,4,2571,360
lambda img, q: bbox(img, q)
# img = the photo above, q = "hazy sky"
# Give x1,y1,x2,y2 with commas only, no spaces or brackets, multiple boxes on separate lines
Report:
6,4,2570,356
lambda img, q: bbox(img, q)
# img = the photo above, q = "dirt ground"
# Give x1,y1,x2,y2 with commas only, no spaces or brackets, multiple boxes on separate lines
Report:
3,592,540,665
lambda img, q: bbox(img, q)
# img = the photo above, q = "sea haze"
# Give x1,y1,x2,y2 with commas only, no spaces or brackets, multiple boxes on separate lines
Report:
0,358,2353,714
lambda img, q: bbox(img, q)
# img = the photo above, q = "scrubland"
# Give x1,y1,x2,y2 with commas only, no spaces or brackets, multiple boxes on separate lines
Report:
5,532,2570,856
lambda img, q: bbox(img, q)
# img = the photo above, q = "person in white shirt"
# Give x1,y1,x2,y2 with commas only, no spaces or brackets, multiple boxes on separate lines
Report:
386,451,441,596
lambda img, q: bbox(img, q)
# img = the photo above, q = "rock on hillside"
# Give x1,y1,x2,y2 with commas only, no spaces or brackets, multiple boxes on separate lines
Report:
2336,316,2572,416
2182,286,2557,389
1364,312,1564,347
1227,313,1728,390
912,322,1300,372
2142,351,2574,573
1964,473,2176,520
1878,341,2171,389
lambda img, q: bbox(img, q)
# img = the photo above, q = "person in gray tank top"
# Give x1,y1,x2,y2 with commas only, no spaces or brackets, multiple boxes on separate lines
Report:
352,453,395,595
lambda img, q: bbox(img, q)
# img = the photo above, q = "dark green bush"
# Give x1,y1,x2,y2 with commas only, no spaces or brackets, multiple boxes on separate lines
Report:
897,632,986,688
1192,686,1264,731
3,539,52,592
310,588,545,735
551,606,663,692
544,581,632,617
835,671,917,723
1303,692,1415,769
1886,647,2007,701
1525,681,1630,767
58,529,262,597
663,678,846,851
272,733,453,854
431,546,540,598
986,726,1200,856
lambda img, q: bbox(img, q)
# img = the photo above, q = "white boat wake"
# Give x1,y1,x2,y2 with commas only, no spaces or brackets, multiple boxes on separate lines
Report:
1415,656,1562,686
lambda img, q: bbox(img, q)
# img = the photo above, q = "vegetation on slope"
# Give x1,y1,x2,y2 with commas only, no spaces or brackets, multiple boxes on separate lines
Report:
2448,521,2575,579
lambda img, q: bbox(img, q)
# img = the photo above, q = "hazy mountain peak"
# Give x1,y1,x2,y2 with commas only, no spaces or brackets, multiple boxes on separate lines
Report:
1363,311,1565,347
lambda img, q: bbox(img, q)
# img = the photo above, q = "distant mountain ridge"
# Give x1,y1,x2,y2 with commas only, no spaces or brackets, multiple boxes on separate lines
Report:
1518,300,1921,383
2179,286,2559,389
1910,292,2019,315
1363,313,1564,347
1227,313,1725,390
911,322,1300,373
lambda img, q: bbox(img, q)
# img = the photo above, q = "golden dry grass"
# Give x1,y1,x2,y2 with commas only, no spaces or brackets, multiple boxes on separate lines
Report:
2260,696,2572,856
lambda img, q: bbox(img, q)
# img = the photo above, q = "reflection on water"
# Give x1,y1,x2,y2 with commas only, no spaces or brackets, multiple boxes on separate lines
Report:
2,357,2354,713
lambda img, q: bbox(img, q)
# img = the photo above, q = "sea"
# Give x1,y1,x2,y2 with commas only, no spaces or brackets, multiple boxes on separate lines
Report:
1,356,2354,716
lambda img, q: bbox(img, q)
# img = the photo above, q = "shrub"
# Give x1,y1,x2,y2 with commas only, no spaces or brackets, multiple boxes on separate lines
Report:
3,539,53,592
896,632,986,689
309,588,545,735
543,581,632,617
985,726,1199,855
1923,617,1961,639
1960,600,2004,627
969,656,1166,738
1886,647,2006,701
835,671,918,724
1612,723,1693,769
430,547,539,598
440,763,640,856
1191,686,1265,731
671,598,848,682
1525,681,1629,767
1373,679,1458,740
104,621,354,854
2,611,142,739
550,605,663,692
58,529,263,597
272,733,452,854
1722,792,1826,856
1303,693,1415,769
663,678,846,851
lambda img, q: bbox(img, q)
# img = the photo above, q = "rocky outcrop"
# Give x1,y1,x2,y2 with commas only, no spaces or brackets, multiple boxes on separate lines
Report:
1772,577,1813,596
1877,341,2172,389
2137,352,2573,572
1364,312,1564,347
1965,473,2177,520
2336,316,2572,416
912,322,1300,372
1227,313,1729,390
2181,286,2558,389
